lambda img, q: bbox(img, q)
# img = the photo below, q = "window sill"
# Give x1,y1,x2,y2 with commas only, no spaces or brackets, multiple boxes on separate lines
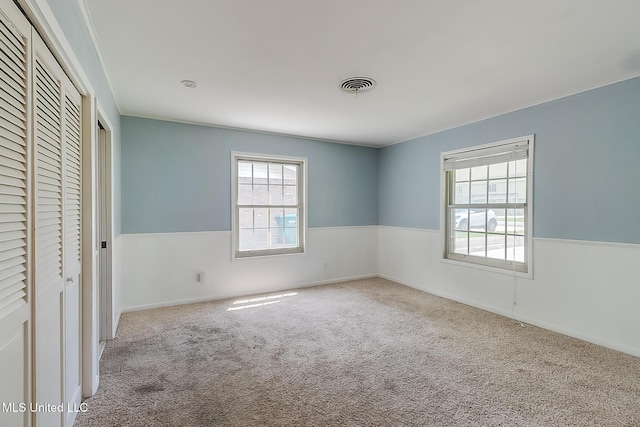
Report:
440,257,533,280
232,248,306,261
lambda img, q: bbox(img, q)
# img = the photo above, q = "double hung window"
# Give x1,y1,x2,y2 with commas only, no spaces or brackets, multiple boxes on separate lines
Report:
442,136,533,275
232,153,305,258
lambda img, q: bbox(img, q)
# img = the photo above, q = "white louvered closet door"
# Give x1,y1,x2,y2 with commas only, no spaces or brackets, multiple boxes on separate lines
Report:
0,1,32,426
62,73,82,427
0,1,83,426
32,30,66,427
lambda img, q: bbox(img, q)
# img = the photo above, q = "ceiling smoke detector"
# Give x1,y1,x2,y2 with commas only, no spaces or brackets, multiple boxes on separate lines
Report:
340,77,376,94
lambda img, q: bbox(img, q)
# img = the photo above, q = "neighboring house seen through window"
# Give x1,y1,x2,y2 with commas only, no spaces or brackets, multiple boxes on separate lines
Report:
233,153,305,258
442,136,533,276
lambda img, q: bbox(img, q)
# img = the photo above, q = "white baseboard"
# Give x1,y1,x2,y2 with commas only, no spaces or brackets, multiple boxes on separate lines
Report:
378,273,516,319
513,312,640,358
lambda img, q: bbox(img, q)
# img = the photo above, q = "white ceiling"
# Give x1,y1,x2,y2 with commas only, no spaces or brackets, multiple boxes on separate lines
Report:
82,0,640,147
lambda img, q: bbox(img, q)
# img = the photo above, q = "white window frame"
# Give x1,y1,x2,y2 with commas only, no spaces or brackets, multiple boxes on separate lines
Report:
231,152,307,259
440,135,534,278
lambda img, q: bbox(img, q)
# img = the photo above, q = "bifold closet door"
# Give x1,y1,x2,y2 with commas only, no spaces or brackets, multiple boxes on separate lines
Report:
32,29,66,427
0,1,83,425
32,27,82,427
0,1,32,426
62,63,82,427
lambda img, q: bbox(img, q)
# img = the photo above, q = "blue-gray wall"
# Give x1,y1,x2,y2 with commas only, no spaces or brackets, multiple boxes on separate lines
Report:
123,77,640,243
379,76,640,245
48,0,122,234
121,117,379,233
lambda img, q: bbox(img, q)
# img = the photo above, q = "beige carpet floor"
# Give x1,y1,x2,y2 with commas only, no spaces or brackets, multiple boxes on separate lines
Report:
74,278,640,426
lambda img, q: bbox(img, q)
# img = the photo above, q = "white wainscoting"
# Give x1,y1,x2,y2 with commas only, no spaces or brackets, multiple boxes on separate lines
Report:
119,225,639,357
121,226,378,312
378,226,640,357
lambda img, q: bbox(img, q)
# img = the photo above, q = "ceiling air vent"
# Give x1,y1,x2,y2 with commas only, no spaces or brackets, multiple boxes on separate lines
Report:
181,79,198,88
340,77,376,93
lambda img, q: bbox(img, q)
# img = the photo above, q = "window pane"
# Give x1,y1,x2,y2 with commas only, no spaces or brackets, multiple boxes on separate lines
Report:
468,209,486,231
238,228,252,251
284,232,298,247
456,168,470,181
487,234,506,260
253,162,268,184
239,228,268,251
508,178,527,203
470,181,487,204
254,208,268,228
469,232,486,257
486,209,498,233
252,229,268,250
506,210,515,234
271,209,297,247
270,228,286,248
238,208,254,229
283,164,297,185
238,184,252,205
471,165,487,180
269,164,283,185
274,226,297,247
269,185,283,204
488,179,506,203
253,184,268,205
514,209,525,235
506,235,525,262
253,229,269,249
270,208,285,228
284,185,297,205
451,209,467,253
284,208,298,227
508,159,527,177
238,162,253,184
492,209,506,233
452,232,468,255
506,209,525,235
489,162,508,179
454,182,470,204
284,209,298,246
454,209,469,231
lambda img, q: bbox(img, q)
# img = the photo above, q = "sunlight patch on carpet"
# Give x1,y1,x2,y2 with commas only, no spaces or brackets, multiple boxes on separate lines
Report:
228,292,298,311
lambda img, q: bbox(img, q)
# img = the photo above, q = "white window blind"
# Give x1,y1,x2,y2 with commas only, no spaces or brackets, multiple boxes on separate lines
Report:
443,141,529,171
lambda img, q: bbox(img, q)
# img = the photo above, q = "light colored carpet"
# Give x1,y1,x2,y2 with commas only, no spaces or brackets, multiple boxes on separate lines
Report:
74,278,640,426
